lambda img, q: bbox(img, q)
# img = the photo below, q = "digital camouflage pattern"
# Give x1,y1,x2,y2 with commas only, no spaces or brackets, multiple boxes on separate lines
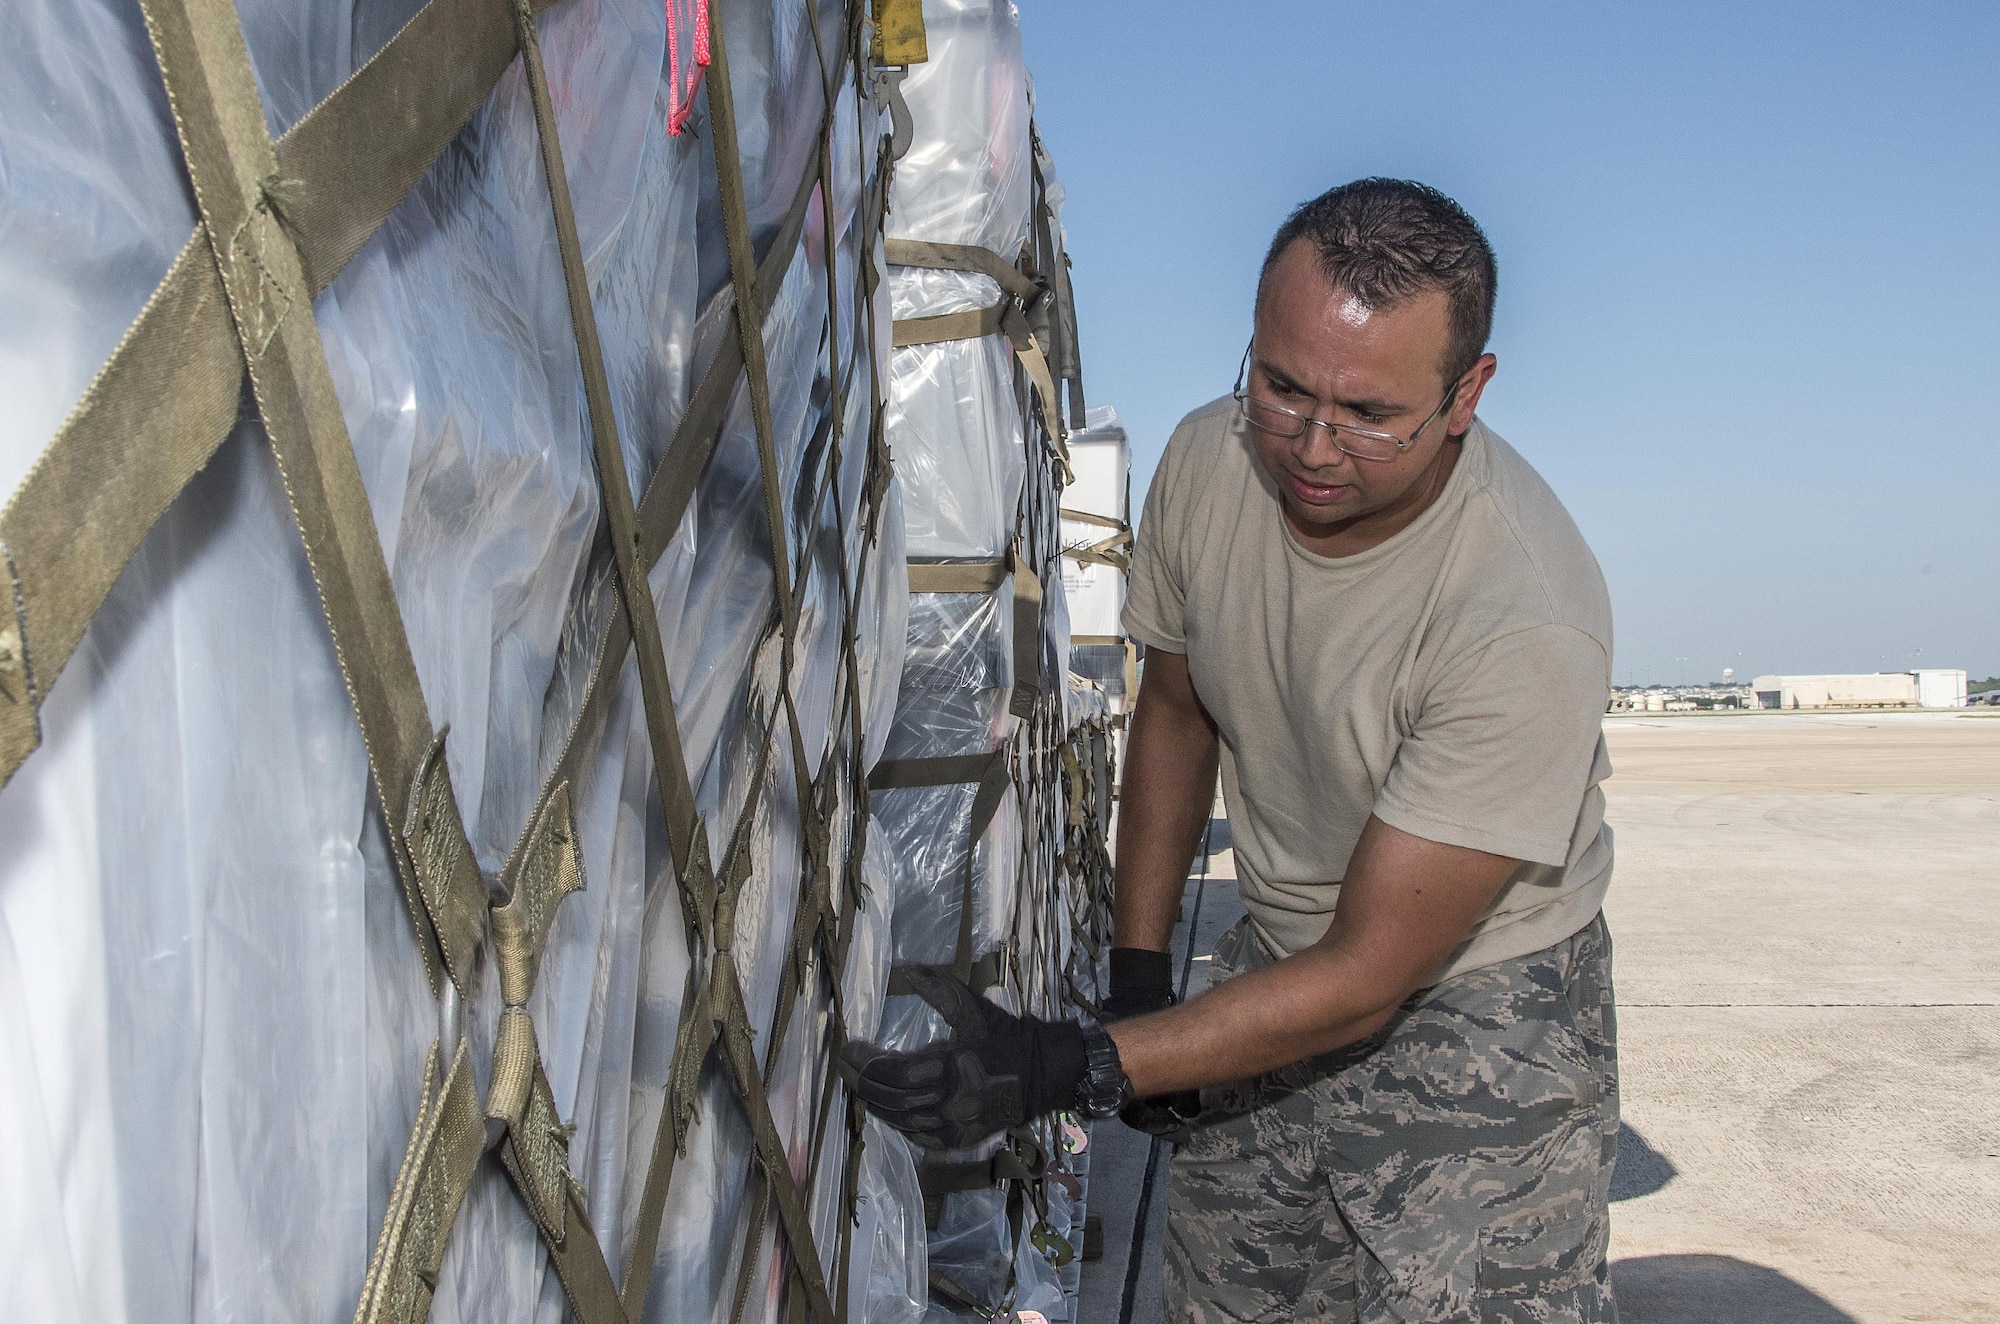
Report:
1164,914,1620,1323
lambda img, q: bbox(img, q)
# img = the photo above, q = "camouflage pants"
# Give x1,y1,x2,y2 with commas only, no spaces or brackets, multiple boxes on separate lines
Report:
1164,914,1620,1323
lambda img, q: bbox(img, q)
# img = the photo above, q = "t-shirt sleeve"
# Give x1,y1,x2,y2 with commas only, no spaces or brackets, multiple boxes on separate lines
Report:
1373,623,1609,866
1121,434,1188,653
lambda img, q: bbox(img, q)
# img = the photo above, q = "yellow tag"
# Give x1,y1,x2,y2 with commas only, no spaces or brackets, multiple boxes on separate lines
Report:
871,0,929,65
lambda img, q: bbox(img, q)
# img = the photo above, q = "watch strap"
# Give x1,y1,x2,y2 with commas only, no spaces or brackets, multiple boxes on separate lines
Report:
1074,1023,1133,1120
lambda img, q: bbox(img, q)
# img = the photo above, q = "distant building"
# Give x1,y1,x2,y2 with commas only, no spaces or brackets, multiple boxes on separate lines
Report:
1915,669,1971,708
1750,670,1967,710
1608,685,1751,714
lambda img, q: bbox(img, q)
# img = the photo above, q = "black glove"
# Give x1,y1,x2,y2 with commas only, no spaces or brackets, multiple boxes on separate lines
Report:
1102,947,1175,1020
1104,947,1202,1141
840,968,1088,1151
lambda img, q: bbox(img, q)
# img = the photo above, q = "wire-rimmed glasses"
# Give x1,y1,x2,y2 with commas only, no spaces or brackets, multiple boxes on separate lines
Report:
1232,343,1459,462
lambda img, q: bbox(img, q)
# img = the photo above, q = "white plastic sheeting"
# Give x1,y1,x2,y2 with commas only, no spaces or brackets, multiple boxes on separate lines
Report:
0,1,912,1321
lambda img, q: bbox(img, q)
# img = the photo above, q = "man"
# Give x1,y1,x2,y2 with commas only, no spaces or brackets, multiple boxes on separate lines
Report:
844,178,1618,1323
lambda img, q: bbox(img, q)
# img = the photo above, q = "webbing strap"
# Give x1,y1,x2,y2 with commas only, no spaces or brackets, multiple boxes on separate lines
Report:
1058,507,1124,532
374,7,845,1321
916,1139,1043,1199
888,296,1063,449
677,9,842,1323
0,0,561,792
381,138,832,1320
21,0,883,1321
351,1041,486,1324
891,301,1004,348
1061,528,1132,571
498,36,740,1313
866,750,1002,791
868,750,1008,986
915,1129,1045,1239
129,5,640,1322
708,4,799,656
511,0,717,960
885,950,1004,1000
999,302,1064,447
1008,543,1044,722
1028,126,1085,429
1060,508,1130,570
906,560,1007,594
882,238,1039,306
137,0,489,1002
900,550,1043,715
700,44,837,1314
615,92,835,1324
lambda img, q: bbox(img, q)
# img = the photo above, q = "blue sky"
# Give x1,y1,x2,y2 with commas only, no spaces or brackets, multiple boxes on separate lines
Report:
1020,1,2000,684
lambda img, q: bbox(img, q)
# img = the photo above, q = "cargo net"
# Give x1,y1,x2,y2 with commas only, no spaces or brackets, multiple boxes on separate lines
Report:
0,1,1113,1322
867,4,1114,1319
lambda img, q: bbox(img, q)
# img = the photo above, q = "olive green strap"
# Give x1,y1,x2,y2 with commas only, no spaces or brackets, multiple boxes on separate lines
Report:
138,0,488,997
0,0,561,792
506,3,854,1320
1007,542,1045,721
1058,507,1124,532
906,560,1007,593
883,238,1040,305
891,301,1005,348
1062,528,1133,571
868,751,1010,986
351,1041,487,1324
614,79,836,1324
903,547,1043,719
698,12,842,1319
885,950,1003,999
888,300,1067,480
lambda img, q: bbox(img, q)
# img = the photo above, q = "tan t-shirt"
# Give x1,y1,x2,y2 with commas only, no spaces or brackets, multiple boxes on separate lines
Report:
1123,398,1614,981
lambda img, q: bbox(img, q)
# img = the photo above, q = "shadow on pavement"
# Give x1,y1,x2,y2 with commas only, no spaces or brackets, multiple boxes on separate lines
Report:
1610,1124,1677,1201
1613,1255,1860,1323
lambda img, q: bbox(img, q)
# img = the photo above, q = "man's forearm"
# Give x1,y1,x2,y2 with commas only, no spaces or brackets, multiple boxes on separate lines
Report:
1112,653,1219,953
1106,943,1397,1095
1108,816,1519,1096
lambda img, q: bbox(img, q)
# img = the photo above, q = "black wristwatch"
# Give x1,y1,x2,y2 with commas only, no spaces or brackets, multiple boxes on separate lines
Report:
1073,1023,1134,1120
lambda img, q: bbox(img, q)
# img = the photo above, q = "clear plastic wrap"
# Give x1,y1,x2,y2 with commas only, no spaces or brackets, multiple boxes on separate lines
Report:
873,0,1104,1316
0,0,1109,1319
0,1,903,1321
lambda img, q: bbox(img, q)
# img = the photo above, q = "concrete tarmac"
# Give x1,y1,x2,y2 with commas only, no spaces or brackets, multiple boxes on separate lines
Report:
1602,711,2000,1323
1077,711,2000,1322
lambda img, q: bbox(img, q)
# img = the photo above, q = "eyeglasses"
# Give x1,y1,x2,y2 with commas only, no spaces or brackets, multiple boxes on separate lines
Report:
1232,343,1459,462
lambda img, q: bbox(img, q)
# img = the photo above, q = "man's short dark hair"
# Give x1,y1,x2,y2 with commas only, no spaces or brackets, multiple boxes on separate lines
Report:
1257,178,1497,384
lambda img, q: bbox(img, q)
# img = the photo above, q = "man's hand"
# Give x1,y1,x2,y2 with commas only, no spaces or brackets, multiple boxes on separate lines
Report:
1103,947,1202,1140
839,969,1088,1150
